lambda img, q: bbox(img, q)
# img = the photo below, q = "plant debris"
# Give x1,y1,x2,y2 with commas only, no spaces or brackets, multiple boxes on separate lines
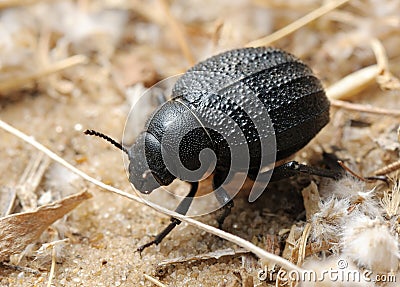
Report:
0,0,400,286
157,248,249,267
0,191,91,262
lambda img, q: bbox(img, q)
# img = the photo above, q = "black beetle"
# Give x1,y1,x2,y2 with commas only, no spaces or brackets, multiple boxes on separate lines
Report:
85,47,342,252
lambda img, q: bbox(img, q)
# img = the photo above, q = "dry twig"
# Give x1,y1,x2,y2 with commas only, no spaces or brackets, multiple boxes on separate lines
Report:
46,245,56,287
0,187,17,217
297,223,311,266
246,0,351,47
326,39,400,101
371,38,400,90
16,152,50,211
326,65,380,101
330,99,400,116
143,274,167,287
0,55,88,94
0,0,48,9
159,0,195,66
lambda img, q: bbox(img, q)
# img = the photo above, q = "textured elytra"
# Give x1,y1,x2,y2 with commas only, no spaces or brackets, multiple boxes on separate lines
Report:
170,47,330,164
134,47,330,191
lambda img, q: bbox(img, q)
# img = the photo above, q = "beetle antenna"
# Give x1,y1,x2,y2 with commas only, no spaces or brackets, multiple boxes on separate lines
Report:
84,129,129,156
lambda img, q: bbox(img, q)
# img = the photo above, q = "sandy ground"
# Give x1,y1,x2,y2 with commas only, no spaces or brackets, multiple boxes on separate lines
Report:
0,0,400,286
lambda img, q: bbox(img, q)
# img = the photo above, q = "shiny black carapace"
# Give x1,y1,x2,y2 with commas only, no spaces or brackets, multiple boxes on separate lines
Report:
85,47,341,252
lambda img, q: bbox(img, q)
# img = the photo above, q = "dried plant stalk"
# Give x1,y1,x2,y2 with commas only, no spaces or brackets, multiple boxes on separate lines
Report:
159,0,195,65
16,152,50,211
326,65,379,100
326,40,400,101
330,99,400,116
0,55,88,94
246,0,351,47
297,223,311,266
0,187,17,217
371,38,400,90
143,274,167,287
0,0,47,9
46,245,56,287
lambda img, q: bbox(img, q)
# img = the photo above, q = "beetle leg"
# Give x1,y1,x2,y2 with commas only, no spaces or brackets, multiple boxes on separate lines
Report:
216,196,234,229
269,161,343,182
213,171,234,229
137,181,199,253
248,161,343,183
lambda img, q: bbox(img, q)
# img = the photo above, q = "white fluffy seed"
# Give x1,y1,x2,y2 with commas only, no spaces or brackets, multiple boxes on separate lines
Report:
341,217,399,272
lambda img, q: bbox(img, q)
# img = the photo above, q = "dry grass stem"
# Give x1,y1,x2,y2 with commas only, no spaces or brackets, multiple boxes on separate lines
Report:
0,0,47,9
330,99,400,116
0,119,305,274
143,274,168,287
326,65,379,100
37,238,70,254
372,38,389,74
246,0,351,47
0,55,88,93
297,223,311,266
159,0,195,66
16,152,50,211
127,0,164,26
46,245,56,287
0,187,17,217
327,39,400,101
371,38,400,90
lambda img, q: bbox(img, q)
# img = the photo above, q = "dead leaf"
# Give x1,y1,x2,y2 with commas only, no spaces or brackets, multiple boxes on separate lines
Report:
0,191,92,262
301,181,321,221
282,224,303,261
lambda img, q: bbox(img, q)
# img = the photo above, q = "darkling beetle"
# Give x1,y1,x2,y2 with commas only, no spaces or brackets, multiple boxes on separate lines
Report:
85,47,342,252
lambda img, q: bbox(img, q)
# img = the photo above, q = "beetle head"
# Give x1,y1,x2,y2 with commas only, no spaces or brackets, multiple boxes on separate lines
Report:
128,132,176,194
84,129,175,195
